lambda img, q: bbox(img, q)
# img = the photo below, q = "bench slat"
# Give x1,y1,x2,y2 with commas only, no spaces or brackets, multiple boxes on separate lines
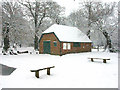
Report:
88,57,110,63
30,66,55,72
88,58,110,60
30,66,55,78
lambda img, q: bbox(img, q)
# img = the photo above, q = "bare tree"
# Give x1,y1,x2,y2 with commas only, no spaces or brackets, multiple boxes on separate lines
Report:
118,1,120,52
2,1,34,47
91,2,117,52
0,2,2,47
67,1,117,52
82,2,117,52
83,1,92,39
19,0,64,50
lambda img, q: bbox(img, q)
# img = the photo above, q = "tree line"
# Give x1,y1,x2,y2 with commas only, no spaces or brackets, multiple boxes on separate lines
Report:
1,0,118,53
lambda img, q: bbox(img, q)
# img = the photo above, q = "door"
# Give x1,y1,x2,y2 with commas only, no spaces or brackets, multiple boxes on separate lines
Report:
43,41,51,54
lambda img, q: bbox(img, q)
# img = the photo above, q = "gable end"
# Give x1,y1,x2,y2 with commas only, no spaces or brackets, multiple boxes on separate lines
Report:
39,32,61,43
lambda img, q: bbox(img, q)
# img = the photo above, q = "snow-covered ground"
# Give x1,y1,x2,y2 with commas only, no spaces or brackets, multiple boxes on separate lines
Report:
0,47,118,88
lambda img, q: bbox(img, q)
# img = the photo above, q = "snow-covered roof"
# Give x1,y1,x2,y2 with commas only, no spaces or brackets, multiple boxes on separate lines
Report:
43,24,92,42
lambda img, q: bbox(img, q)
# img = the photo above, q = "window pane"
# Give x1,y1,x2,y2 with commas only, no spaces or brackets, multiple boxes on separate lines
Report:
53,41,57,47
83,46,85,48
67,43,71,50
73,42,80,47
83,43,85,48
63,43,66,50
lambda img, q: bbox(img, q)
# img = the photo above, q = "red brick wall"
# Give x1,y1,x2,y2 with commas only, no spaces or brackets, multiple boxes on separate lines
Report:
39,33,61,55
39,33,92,55
61,42,91,55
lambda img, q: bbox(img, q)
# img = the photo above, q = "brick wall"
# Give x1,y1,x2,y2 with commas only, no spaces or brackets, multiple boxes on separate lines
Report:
39,33,92,55
39,33,61,55
61,42,91,55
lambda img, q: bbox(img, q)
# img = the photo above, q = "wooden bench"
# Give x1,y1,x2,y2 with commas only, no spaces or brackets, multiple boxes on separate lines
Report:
88,58,110,63
30,66,55,78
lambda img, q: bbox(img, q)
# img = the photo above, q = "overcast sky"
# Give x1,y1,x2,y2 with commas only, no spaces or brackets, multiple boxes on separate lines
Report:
0,0,119,16
53,0,119,16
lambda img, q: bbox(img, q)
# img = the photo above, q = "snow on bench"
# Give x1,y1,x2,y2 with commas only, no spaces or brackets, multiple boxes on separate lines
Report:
30,66,55,78
88,57,110,63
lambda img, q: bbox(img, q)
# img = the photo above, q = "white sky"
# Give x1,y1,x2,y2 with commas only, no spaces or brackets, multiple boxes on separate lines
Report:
53,0,119,16
0,0,119,16
53,0,80,16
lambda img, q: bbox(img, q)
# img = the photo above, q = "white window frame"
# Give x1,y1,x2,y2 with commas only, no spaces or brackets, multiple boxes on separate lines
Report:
63,43,67,50
67,43,71,50
63,43,71,50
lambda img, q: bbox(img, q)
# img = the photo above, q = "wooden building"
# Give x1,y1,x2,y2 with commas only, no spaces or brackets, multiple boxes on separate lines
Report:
39,24,92,55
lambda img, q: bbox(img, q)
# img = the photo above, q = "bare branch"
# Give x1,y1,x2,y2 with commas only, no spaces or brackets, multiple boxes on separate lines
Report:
19,1,35,18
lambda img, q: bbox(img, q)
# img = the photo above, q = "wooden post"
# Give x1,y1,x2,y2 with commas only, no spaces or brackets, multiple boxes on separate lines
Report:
35,71,39,78
47,68,50,75
103,59,106,63
91,58,94,62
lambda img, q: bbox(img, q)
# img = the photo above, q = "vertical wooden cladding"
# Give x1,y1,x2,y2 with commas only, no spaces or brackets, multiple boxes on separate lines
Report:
39,33,61,55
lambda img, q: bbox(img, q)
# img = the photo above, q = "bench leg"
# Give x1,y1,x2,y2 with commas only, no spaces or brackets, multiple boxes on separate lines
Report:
47,68,50,75
35,71,39,78
91,58,94,62
103,59,106,63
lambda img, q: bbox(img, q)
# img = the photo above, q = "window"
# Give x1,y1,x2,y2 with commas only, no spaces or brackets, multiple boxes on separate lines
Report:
73,42,81,47
63,43,71,50
53,41,57,47
83,46,85,48
83,43,85,48
86,44,89,46
63,43,67,50
67,43,71,50
86,44,89,47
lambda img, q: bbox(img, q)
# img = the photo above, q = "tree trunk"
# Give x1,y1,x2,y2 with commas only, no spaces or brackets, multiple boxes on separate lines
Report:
87,30,90,39
34,34,38,50
3,36,10,52
34,12,38,50
87,3,92,39
103,30,112,52
97,45,99,51
3,24,10,53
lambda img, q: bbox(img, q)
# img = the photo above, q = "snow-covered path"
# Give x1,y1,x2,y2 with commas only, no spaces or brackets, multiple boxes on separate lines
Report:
0,50,118,88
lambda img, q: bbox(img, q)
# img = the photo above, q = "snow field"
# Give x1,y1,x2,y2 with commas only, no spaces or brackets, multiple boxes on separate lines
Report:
0,48,118,88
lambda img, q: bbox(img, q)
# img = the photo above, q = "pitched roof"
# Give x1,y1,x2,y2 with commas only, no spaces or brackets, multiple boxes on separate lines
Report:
42,24,92,42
